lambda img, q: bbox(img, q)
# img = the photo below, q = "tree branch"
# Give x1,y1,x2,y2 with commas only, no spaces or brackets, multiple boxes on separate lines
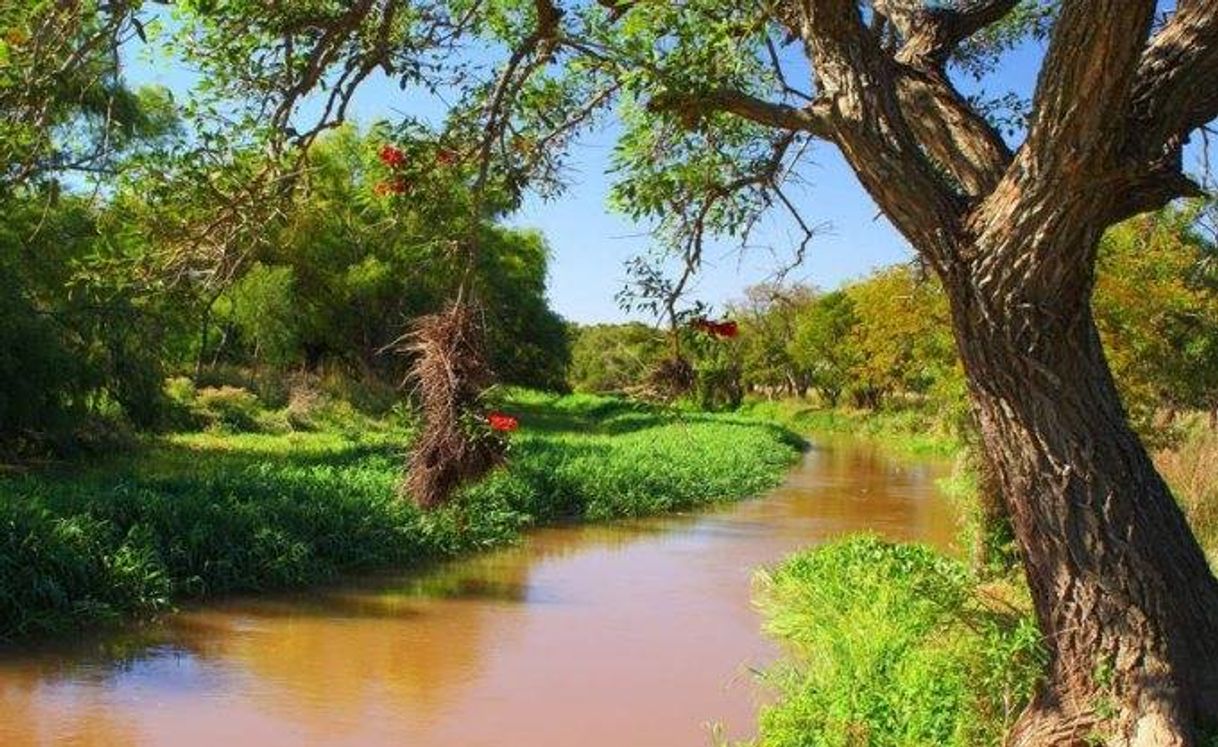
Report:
646,89,833,137
1021,1,1157,182
797,0,965,262
1127,0,1218,166
893,66,1012,196
877,0,1021,69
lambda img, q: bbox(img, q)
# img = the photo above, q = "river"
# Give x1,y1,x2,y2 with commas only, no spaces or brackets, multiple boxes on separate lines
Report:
0,437,955,746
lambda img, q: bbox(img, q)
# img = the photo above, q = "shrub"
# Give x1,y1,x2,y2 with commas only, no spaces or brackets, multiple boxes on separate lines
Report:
190,386,265,432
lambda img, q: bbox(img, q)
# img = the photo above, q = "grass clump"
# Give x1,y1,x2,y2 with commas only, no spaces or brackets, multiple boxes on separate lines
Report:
0,390,800,641
752,537,1044,747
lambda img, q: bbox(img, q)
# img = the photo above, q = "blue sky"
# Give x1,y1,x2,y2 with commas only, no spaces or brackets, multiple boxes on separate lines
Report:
121,15,1060,324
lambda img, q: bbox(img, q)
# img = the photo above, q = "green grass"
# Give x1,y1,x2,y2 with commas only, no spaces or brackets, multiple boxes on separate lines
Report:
750,537,1044,747
0,390,801,641
736,399,962,457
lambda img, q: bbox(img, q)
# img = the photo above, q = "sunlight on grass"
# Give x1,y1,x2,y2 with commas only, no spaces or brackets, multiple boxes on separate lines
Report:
0,391,800,640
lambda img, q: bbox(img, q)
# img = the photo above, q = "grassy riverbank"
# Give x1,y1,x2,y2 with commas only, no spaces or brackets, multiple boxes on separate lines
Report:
751,537,1043,747
736,400,963,458
740,402,1218,747
0,390,801,641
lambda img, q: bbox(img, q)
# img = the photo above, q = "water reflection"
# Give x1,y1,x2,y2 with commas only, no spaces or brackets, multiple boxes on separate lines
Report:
0,437,955,747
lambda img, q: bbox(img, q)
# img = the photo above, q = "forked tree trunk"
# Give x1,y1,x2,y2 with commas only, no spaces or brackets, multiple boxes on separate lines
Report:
943,232,1218,745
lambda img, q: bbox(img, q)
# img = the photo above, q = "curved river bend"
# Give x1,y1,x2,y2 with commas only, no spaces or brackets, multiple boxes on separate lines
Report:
0,438,955,746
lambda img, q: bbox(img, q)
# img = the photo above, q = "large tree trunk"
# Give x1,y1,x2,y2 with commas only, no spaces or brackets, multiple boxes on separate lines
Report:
944,233,1218,745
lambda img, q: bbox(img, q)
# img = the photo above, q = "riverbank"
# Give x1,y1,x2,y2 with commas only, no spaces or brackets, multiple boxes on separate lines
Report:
736,400,963,458
0,390,801,641
740,401,1218,747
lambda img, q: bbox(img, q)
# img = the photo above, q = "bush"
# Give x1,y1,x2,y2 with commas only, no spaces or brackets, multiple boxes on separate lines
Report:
191,386,266,432
754,537,1044,747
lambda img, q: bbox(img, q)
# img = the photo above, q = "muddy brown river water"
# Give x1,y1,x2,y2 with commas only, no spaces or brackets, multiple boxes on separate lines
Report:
0,437,956,747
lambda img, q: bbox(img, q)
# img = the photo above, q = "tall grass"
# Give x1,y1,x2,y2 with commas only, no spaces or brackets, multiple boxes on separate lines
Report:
1155,426,1218,567
751,537,1044,747
0,390,800,640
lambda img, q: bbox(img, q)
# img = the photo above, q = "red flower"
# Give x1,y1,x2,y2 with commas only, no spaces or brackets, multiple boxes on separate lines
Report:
378,144,406,168
690,318,738,339
715,320,739,338
436,148,459,166
488,412,519,432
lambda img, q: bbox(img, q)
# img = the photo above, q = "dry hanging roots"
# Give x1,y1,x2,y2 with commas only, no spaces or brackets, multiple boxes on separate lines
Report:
402,303,504,508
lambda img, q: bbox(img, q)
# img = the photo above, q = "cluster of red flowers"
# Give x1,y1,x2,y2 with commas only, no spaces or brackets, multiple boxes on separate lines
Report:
373,176,410,196
487,412,519,432
436,148,459,167
378,144,407,168
691,318,739,339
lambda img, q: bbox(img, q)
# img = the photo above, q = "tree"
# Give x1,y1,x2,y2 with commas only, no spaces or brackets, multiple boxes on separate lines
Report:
790,290,859,406
0,1,156,191
601,2,1218,742
842,265,957,408
569,322,667,393
1095,207,1218,440
732,283,816,397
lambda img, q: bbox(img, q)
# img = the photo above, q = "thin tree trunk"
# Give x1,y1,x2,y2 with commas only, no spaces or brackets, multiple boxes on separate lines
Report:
944,255,1218,745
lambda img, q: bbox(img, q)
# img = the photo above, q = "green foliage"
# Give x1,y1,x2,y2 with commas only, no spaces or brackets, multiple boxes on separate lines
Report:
201,126,571,391
790,291,860,406
736,400,962,458
225,263,300,367
754,537,1044,747
0,390,799,639
1094,207,1218,445
842,265,960,409
0,191,182,450
1,2,177,191
732,284,817,397
569,322,668,393
0,262,82,445
189,386,270,433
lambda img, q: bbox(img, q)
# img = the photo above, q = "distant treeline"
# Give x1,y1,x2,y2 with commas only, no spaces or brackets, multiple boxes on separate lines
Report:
569,206,1218,443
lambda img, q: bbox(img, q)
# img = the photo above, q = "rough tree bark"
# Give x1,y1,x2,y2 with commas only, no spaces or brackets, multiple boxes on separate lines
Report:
948,226,1218,745
676,0,1218,742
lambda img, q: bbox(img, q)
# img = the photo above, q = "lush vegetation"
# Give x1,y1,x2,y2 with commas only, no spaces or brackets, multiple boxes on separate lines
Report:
0,390,799,640
0,124,570,459
750,538,1044,747
5,3,1218,742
